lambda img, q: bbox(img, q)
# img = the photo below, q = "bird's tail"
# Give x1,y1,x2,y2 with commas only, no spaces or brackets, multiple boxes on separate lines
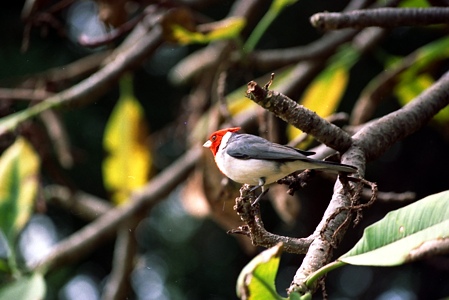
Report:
308,160,357,174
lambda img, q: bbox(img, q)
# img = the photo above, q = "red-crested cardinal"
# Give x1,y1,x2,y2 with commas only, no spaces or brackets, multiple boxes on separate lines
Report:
203,127,357,204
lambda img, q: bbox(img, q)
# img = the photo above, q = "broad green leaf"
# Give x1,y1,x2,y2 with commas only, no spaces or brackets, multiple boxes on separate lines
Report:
103,75,151,205
0,137,40,245
0,273,46,300
236,243,286,300
287,47,359,140
172,17,245,45
340,190,449,266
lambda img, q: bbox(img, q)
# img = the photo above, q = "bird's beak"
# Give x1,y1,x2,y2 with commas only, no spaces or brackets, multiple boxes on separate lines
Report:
203,140,212,148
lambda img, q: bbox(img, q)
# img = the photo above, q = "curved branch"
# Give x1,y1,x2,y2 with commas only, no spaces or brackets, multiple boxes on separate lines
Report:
229,185,313,254
311,7,449,30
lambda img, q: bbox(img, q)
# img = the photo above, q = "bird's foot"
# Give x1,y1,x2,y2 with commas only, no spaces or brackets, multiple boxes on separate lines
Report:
252,187,269,206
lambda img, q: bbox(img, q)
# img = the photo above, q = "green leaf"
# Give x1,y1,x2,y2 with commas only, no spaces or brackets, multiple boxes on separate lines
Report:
0,258,11,273
340,190,449,266
103,74,151,205
243,0,299,53
0,273,46,300
236,243,286,300
399,0,429,7
0,137,40,245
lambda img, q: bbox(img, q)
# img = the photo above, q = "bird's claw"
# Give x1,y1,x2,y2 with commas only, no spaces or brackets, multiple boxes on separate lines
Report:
252,187,269,206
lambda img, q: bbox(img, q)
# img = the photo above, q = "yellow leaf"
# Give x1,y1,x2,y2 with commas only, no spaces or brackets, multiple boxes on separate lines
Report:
103,75,151,205
395,73,449,124
171,17,245,45
288,65,349,140
0,137,40,244
171,25,207,44
395,73,433,105
287,47,358,141
205,17,246,41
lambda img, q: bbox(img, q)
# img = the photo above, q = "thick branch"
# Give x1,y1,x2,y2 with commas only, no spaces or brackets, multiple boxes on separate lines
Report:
288,145,366,294
311,7,449,30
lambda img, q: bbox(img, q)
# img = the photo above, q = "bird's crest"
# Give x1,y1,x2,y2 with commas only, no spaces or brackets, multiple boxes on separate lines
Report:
203,127,241,156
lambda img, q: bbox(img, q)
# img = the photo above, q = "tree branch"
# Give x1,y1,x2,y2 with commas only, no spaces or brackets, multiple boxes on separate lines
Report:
248,29,359,70
311,7,449,30
101,217,140,300
288,145,366,294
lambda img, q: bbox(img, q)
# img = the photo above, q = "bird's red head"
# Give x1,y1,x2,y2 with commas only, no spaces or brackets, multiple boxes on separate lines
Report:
203,127,241,156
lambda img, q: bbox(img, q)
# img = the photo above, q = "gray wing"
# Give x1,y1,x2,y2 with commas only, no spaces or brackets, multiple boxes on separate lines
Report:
225,133,315,161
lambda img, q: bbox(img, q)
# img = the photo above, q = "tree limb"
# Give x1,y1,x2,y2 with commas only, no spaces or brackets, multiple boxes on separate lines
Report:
311,7,449,30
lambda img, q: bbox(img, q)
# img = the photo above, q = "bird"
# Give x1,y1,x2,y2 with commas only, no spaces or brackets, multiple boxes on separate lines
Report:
203,127,357,204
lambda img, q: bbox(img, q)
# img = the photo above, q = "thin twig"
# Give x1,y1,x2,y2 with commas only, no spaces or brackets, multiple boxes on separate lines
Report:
101,217,140,300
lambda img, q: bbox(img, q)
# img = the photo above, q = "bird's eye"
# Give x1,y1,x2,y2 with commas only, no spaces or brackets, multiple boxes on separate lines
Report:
211,135,216,141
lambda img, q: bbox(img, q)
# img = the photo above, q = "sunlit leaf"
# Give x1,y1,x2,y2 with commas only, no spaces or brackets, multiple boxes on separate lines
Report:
0,272,46,300
287,47,359,141
171,25,207,44
395,73,433,104
205,18,246,41
0,137,40,245
339,190,449,266
103,74,151,205
171,17,245,45
393,36,449,125
236,243,286,300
